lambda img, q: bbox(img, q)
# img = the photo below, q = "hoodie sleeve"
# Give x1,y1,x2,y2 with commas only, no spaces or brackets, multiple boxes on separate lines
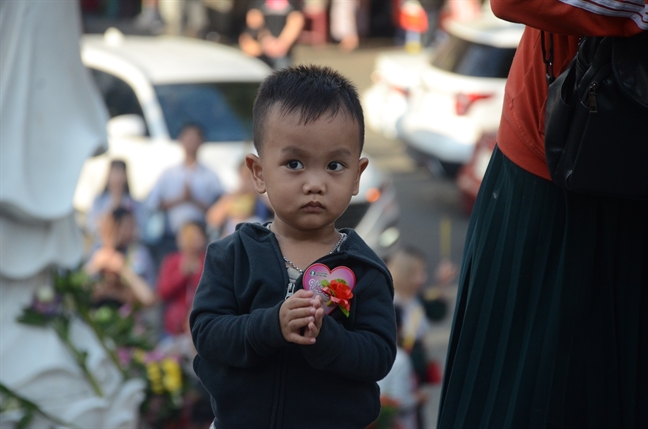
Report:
300,268,397,382
190,241,288,368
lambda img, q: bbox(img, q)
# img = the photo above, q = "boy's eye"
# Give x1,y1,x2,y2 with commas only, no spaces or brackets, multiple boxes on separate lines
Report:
286,160,303,170
328,162,344,171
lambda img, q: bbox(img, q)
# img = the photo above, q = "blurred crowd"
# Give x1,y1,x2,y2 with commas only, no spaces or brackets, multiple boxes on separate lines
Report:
79,0,488,62
78,123,273,426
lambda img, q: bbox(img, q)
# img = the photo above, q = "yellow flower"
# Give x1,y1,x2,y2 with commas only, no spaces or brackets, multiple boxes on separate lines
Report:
133,348,146,364
146,361,165,395
161,358,183,394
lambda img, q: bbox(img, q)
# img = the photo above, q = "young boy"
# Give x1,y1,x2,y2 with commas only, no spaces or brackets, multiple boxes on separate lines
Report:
190,65,397,429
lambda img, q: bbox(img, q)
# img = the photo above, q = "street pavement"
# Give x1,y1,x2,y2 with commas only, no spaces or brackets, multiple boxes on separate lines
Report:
293,42,465,429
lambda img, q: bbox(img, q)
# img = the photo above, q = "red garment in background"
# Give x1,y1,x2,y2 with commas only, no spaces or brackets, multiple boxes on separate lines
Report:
158,252,205,335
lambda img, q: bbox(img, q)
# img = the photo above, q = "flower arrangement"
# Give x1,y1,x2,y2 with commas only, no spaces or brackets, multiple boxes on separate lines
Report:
124,348,190,428
321,279,354,317
10,268,195,428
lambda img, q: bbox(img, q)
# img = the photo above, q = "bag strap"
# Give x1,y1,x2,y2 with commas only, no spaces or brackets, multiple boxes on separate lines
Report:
540,31,555,85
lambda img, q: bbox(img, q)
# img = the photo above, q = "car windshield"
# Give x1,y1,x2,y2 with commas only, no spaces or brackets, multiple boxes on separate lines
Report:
155,82,258,142
431,34,517,78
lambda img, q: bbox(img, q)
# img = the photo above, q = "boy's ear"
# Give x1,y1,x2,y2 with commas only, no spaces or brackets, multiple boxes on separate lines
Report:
352,157,369,196
245,153,267,194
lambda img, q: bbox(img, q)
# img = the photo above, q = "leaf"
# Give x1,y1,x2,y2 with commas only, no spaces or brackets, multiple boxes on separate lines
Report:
17,409,34,429
340,307,350,317
17,309,50,327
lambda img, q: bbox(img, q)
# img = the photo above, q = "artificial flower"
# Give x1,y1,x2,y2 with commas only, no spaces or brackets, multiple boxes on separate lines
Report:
322,279,354,317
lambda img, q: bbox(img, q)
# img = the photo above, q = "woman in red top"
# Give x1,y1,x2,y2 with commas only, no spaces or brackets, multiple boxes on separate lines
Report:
158,221,207,336
438,1,648,428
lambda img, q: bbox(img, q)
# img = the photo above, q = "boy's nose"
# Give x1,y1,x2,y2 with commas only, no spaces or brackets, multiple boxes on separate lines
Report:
302,173,326,194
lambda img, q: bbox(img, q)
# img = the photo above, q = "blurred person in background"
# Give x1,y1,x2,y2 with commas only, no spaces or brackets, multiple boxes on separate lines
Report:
299,0,329,46
145,123,223,268
397,0,428,52
85,207,157,309
156,220,212,428
330,0,359,51
378,306,428,429
205,160,273,241
437,1,648,428
238,0,305,69
157,221,207,337
202,0,235,43
386,245,434,429
87,159,144,250
135,0,165,34
419,0,445,47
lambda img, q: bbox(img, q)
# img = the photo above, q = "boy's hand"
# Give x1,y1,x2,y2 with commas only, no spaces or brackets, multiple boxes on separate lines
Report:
280,290,319,345
304,296,324,339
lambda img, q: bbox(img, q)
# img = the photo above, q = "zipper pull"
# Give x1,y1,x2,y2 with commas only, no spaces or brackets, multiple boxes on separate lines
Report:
588,82,598,113
285,282,296,300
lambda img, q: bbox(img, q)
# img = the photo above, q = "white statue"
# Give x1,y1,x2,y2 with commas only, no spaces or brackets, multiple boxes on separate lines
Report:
0,2,145,427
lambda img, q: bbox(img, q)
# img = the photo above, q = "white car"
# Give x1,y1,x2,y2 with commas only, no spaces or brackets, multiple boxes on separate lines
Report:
397,10,523,176
74,29,400,256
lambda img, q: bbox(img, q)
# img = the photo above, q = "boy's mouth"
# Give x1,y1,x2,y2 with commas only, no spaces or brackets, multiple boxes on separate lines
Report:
302,201,324,212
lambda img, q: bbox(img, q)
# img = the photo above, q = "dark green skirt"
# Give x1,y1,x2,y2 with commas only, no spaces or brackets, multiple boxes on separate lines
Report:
438,147,648,429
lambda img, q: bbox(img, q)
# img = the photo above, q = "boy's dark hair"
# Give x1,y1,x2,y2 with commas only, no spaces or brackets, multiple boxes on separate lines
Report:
252,65,365,154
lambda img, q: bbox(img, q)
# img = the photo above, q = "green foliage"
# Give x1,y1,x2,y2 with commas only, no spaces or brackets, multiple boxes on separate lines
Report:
8,266,193,428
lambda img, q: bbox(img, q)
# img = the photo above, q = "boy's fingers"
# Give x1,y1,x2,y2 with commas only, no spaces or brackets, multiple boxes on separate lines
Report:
308,322,319,334
288,316,314,330
290,289,314,299
287,332,316,345
284,297,315,310
286,307,314,320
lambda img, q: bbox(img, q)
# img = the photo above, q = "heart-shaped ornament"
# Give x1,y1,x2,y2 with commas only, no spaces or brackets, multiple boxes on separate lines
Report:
303,263,356,315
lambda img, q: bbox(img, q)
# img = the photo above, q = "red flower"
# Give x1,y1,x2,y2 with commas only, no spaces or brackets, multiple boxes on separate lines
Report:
322,279,354,317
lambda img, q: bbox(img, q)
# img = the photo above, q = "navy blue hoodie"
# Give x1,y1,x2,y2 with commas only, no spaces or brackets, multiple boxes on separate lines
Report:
190,222,397,429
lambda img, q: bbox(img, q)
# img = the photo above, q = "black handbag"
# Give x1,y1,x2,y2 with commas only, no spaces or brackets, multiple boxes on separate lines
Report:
543,31,648,200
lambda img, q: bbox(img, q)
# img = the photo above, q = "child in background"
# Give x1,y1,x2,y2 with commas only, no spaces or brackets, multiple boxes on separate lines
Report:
377,306,428,429
157,221,207,337
387,246,430,380
190,65,397,429
386,246,433,429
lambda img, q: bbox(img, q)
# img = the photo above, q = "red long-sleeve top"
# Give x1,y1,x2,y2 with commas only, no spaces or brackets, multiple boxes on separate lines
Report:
157,252,205,335
491,0,647,179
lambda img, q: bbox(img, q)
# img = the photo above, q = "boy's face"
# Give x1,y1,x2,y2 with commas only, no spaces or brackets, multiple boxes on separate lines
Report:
246,106,368,236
